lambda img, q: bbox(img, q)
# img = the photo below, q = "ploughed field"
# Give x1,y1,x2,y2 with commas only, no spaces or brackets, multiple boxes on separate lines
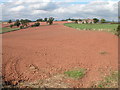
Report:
2,23,118,88
1,21,71,34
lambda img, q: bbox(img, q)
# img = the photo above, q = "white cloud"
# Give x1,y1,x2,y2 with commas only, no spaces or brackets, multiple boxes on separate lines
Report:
9,5,25,12
32,10,48,15
13,1,23,5
28,2,58,11
0,4,2,20
18,0,51,2
51,1,118,20
2,1,118,21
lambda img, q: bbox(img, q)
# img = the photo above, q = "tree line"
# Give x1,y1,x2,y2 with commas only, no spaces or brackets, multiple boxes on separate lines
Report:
61,18,106,23
8,17,54,29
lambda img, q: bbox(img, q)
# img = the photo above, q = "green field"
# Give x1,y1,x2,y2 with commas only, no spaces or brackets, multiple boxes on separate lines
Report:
64,23,118,34
0,27,20,34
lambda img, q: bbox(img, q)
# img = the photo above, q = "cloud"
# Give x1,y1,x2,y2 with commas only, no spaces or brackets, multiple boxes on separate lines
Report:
51,1,118,20
2,0,118,21
32,10,48,15
9,5,25,12
28,2,58,11
0,4,2,20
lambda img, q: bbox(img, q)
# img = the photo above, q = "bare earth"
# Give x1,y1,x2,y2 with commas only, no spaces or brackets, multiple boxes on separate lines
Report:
2,23,118,88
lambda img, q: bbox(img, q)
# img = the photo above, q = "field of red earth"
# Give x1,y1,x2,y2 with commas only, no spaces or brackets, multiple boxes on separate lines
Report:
2,21,118,88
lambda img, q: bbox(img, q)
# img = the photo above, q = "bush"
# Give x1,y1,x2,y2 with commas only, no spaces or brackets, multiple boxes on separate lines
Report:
10,24,14,28
20,19,30,27
14,20,21,27
31,23,40,27
116,24,120,36
20,26,24,29
34,23,40,26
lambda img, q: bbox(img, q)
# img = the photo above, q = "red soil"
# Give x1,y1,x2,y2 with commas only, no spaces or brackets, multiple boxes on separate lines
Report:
2,24,118,87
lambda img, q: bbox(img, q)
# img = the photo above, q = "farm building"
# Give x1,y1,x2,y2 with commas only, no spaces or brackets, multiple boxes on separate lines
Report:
78,19,94,24
67,20,73,22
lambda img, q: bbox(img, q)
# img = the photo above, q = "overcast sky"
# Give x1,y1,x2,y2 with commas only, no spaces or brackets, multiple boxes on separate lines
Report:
0,0,119,21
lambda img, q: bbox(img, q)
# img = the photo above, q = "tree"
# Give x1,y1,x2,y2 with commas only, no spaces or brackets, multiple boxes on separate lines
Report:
68,18,71,20
78,19,82,21
61,19,66,21
93,18,99,23
20,19,29,27
47,17,54,25
101,19,106,23
44,18,47,22
75,20,78,23
71,19,76,21
14,19,21,27
36,18,43,22
25,19,32,22
8,20,12,24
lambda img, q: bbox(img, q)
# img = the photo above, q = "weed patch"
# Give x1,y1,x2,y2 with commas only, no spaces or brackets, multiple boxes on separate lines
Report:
64,68,86,79
92,71,118,88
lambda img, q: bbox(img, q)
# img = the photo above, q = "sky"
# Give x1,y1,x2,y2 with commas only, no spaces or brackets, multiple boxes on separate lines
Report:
0,0,119,21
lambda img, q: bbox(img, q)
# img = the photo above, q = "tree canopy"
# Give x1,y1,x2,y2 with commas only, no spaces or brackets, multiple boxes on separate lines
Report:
93,18,99,23
14,19,20,27
101,19,106,23
8,20,12,24
47,17,54,25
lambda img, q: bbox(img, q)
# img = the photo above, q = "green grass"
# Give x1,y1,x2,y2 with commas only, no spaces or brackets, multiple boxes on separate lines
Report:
64,23,118,34
0,27,20,34
64,68,86,79
92,71,118,88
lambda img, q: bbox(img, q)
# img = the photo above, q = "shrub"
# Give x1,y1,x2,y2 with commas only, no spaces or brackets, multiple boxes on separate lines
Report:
10,24,14,28
31,23,40,27
31,25,34,27
20,26,24,29
34,23,40,26
116,24,120,36
20,19,30,27
14,20,21,27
